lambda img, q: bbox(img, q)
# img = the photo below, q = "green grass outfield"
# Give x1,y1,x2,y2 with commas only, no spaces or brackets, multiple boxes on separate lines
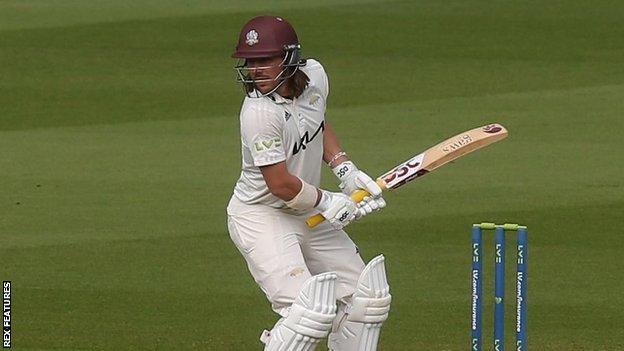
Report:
2,1,623,349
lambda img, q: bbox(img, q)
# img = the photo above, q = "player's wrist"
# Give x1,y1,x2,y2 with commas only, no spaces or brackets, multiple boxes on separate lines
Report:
315,189,351,212
314,189,330,211
327,151,349,168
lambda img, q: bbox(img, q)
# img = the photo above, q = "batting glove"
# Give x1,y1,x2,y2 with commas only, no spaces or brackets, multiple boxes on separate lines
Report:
355,195,387,219
332,161,386,218
315,190,358,230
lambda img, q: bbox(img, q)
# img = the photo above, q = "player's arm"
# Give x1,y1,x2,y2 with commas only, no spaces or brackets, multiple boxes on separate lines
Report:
322,121,386,215
260,161,358,229
259,162,306,201
323,122,349,167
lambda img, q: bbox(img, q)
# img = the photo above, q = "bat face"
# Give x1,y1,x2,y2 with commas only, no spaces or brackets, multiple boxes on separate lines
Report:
379,124,508,190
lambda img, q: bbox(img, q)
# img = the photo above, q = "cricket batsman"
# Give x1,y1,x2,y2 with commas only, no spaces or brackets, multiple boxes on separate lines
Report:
226,16,392,350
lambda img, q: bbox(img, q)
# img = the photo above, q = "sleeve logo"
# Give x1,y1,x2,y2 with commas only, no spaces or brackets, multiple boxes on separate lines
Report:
254,137,282,152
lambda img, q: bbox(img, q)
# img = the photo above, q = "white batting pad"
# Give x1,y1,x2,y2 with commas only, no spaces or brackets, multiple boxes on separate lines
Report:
328,255,391,351
262,272,338,351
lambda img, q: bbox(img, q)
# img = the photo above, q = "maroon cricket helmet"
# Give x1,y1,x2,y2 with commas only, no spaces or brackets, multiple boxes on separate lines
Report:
232,16,300,59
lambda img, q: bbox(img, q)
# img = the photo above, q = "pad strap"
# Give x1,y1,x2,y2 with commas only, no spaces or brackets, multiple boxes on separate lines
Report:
347,295,392,324
283,303,336,338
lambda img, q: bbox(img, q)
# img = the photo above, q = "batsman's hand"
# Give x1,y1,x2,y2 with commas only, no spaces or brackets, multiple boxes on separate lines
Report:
332,161,386,218
315,190,358,230
355,195,387,219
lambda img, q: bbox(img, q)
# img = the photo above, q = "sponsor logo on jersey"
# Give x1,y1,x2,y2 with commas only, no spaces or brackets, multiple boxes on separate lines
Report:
284,111,292,121
254,137,282,152
309,95,321,107
292,121,325,155
289,267,305,277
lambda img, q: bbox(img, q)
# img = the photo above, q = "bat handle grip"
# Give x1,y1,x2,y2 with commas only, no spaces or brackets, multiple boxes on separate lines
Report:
350,189,370,203
305,189,371,228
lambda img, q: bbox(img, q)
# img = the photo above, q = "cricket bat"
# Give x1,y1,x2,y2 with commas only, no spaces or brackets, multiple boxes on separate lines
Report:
306,123,509,228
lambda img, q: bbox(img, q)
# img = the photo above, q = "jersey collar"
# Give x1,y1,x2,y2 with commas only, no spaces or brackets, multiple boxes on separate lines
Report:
270,92,293,104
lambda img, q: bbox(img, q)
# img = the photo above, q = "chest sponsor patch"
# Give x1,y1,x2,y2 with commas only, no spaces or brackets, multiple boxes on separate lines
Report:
292,121,325,155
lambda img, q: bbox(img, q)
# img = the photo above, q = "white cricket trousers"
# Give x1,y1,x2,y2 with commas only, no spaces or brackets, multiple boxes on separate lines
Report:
226,195,365,316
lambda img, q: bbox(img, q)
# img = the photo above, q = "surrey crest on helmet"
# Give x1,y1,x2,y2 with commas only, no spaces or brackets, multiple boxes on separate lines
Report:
245,30,259,46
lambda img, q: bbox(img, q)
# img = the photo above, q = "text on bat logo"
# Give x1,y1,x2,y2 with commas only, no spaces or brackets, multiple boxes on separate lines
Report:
441,134,473,153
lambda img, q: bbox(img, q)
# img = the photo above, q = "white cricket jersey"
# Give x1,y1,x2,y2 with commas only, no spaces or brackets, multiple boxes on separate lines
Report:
233,59,329,209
